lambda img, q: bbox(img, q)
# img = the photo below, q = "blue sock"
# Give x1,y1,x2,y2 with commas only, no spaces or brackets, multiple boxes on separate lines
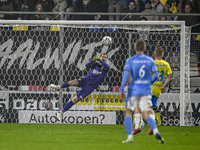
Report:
124,117,133,135
146,117,157,130
61,100,74,112
61,81,69,88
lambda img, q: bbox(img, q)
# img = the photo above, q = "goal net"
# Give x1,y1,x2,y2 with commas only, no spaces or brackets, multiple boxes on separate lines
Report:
0,20,192,126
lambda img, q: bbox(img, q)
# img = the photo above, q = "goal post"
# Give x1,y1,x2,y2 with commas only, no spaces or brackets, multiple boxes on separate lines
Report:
0,20,192,126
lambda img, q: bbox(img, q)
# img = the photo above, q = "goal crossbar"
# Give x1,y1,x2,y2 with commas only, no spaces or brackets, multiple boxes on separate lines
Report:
0,20,185,26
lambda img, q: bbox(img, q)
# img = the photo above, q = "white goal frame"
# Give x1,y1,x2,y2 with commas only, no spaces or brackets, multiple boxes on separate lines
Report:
0,20,188,126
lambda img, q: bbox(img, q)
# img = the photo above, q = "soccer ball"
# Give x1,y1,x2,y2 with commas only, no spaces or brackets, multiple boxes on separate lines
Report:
102,36,112,46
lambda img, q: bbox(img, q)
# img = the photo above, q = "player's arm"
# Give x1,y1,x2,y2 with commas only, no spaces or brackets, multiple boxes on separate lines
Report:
86,56,100,68
151,59,159,84
120,70,130,101
100,60,110,70
85,61,94,68
151,71,159,84
161,74,172,93
127,73,131,84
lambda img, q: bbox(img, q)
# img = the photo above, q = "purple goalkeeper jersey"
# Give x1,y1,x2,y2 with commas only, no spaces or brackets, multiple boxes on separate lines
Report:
76,60,110,101
84,60,110,87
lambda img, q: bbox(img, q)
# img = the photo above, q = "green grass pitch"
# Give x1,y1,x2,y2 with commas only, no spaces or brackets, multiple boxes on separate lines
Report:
0,124,199,150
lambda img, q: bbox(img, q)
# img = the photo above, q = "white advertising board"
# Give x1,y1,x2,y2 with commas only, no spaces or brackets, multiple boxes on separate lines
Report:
18,110,116,124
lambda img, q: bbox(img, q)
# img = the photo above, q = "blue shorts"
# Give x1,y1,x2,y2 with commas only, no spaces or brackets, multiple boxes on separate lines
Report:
76,77,97,101
151,96,158,108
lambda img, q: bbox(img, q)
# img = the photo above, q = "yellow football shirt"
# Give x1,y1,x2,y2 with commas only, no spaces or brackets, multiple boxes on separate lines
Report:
152,59,172,97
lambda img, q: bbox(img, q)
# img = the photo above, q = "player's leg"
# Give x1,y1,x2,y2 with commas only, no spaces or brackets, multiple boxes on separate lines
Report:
50,84,61,90
56,96,79,122
140,115,145,129
122,97,138,143
132,104,142,134
56,83,95,121
115,4,121,20
147,96,158,135
61,79,79,88
140,96,164,144
62,96,79,112
50,79,79,90
122,108,134,143
147,109,155,135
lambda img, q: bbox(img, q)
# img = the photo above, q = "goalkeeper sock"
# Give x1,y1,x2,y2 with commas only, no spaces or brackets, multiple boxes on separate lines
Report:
61,100,74,112
61,81,69,88
124,117,133,135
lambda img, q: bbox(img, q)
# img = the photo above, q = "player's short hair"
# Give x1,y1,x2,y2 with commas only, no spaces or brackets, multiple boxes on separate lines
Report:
135,40,146,52
100,53,108,57
154,47,164,57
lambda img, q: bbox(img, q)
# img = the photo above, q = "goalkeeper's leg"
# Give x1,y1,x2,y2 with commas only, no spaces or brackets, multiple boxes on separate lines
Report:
50,84,61,90
50,79,79,90
56,96,78,121
56,85,95,121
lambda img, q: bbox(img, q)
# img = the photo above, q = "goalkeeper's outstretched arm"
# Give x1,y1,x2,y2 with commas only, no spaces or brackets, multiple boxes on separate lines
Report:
100,60,110,70
85,61,94,68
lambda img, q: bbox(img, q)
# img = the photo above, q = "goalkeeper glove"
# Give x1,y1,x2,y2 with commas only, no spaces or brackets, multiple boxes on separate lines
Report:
92,56,100,62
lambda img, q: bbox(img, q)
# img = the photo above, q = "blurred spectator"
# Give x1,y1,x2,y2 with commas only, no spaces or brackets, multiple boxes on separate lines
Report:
86,0,108,20
140,0,159,20
163,0,178,21
17,0,37,20
0,0,14,19
12,0,18,10
83,0,89,6
177,3,199,33
108,0,127,20
152,0,163,13
140,16,147,20
67,0,85,20
179,0,199,13
67,0,84,12
176,0,183,13
121,0,140,20
164,0,178,13
188,0,199,13
52,0,68,20
133,0,145,12
82,0,90,11
65,6,75,20
167,13,178,21
30,3,49,20
160,15,167,21
140,0,146,4
37,0,54,12
139,16,148,41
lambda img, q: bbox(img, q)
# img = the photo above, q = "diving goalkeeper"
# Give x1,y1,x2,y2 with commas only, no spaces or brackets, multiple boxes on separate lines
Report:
50,53,110,121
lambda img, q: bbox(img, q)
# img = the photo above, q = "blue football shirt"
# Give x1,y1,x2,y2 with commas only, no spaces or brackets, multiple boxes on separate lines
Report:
121,54,157,97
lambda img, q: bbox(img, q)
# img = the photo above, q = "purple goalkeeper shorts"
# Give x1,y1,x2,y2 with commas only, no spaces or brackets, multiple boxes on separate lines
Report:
76,77,97,101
